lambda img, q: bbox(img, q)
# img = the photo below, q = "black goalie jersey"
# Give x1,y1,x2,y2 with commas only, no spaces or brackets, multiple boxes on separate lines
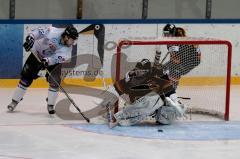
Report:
114,59,174,103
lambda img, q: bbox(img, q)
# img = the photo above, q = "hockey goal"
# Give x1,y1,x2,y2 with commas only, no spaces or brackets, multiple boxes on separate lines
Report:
113,38,232,121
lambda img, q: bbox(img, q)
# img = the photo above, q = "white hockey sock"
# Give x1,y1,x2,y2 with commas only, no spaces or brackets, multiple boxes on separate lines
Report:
47,88,58,106
12,84,27,102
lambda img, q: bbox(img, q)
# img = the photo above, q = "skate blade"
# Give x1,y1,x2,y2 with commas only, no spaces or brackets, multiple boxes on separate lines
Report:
7,106,15,112
109,122,119,129
48,114,55,118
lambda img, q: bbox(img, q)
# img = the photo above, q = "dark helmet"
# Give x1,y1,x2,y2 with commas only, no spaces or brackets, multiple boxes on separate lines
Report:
163,24,176,36
63,26,79,40
135,59,151,70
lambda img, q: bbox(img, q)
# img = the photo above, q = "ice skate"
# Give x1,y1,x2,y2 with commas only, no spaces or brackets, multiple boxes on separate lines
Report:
7,100,18,112
109,121,119,129
47,105,56,115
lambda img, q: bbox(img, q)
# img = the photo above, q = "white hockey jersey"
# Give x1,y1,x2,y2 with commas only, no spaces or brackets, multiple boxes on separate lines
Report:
30,27,72,66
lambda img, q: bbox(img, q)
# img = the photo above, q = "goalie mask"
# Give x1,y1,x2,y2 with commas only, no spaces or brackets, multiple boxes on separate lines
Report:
163,24,176,36
135,59,151,70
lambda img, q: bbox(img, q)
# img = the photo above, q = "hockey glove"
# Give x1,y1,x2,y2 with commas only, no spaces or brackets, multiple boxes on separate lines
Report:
41,58,49,68
23,35,35,52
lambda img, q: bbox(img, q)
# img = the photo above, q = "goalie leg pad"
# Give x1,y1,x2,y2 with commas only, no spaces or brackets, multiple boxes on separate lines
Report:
96,85,119,111
155,94,187,125
167,93,187,117
155,105,177,125
114,92,164,126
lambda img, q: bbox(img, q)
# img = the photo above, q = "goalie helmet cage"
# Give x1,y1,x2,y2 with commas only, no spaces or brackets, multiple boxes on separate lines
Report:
114,38,232,121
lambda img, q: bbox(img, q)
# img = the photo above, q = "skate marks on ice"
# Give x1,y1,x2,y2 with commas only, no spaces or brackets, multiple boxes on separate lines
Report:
68,121,240,140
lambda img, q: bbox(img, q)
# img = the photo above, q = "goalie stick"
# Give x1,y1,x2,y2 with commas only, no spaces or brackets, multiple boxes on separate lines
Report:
178,97,191,100
160,51,170,65
155,45,170,66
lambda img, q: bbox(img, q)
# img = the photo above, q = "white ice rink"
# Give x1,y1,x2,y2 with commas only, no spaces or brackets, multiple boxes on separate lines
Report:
0,86,240,159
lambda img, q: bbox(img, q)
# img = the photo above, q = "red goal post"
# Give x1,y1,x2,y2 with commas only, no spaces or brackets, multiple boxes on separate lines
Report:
115,38,232,121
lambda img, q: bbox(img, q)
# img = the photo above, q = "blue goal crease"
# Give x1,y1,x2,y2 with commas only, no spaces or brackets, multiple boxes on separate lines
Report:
69,121,240,141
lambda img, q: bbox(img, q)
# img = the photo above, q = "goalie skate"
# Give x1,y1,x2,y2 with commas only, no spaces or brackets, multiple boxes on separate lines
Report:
108,121,119,129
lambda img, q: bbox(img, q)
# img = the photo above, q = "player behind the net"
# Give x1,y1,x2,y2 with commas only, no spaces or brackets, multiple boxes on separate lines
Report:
162,24,201,88
97,51,187,128
7,25,79,114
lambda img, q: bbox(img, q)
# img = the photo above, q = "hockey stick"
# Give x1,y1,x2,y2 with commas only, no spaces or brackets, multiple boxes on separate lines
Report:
160,51,170,65
178,96,191,100
155,45,171,65
30,51,90,123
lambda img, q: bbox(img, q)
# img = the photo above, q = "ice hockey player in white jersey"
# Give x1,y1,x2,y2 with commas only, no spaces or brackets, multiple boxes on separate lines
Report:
7,25,79,114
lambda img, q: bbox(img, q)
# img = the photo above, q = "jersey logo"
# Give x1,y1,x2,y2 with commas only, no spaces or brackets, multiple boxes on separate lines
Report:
38,28,46,35
49,43,57,51
56,56,65,63
51,38,58,43
49,38,58,51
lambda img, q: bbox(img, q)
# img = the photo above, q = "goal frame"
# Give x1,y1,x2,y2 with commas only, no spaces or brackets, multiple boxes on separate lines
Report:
115,39,232,121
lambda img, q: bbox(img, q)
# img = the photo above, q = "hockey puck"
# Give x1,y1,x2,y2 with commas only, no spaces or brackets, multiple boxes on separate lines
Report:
158,129,163,132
